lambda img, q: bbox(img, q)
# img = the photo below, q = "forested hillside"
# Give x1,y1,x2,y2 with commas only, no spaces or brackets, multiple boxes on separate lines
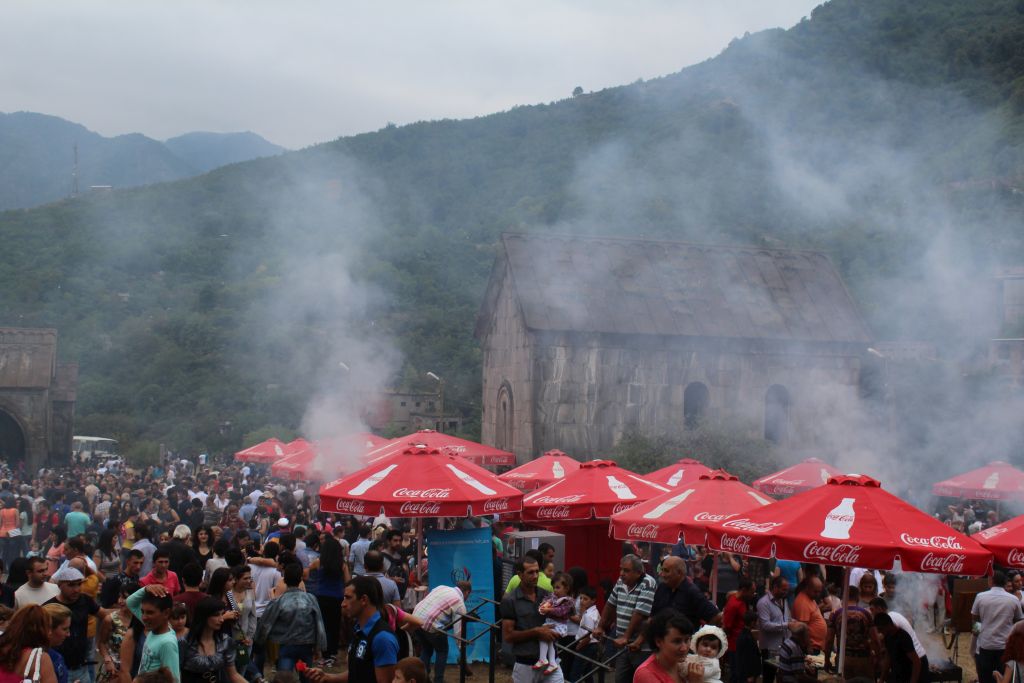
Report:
3,0,1024,459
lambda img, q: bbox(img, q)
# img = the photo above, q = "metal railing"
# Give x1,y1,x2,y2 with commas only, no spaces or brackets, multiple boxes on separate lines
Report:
445,599,622,683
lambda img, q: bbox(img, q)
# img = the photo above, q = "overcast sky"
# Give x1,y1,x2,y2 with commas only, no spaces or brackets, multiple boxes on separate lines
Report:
0,1,821,149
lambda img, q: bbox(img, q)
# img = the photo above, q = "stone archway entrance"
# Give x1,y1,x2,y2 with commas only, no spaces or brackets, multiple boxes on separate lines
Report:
0,410,25,465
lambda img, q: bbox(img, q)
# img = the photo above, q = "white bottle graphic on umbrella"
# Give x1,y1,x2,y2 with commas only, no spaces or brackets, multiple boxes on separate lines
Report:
552,462,565,479
821,497,856,539
607,476,637,500
984,472,1000,489
667,469,685,487
348,465,397,495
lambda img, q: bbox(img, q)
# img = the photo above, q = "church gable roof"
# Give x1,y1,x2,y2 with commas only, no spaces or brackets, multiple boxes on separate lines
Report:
483,232,871,344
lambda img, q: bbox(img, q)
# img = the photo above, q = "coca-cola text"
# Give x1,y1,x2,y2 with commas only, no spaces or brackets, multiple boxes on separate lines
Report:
694,512,735,522
899,533,963,549
719,534,751,554
802,541,861,564
531,494,584,504
919,552,966,574
483,498,510,512
393,487,451,498
722,518,782,533
536,505,572,519
335,499,366,514
1007,549,1024,566
611,503,638,515
626,523,660,540
398,501,443,515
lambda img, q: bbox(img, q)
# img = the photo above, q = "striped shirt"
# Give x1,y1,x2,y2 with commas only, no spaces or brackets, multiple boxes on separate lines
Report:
413,585,467,637
775,637,807,682
607,574,656,636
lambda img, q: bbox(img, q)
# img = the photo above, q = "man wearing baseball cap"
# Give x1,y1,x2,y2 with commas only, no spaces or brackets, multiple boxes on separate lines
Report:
46,566,112,683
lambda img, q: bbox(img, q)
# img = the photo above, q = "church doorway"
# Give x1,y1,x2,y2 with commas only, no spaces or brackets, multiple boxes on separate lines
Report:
0,410,25,465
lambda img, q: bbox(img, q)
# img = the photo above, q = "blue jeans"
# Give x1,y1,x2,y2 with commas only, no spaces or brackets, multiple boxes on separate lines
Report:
276,644,314,674
69,665,90,683
416,629,449,683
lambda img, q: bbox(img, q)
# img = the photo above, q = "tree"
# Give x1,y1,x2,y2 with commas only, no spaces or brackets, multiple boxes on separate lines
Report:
572,86,584,97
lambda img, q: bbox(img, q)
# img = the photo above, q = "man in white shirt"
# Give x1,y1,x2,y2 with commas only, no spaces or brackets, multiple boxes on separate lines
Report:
14,557,59,608
250,544,282,618
971,571,1023,683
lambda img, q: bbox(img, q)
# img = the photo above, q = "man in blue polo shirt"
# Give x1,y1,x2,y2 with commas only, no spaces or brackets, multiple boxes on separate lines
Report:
307,575,398,683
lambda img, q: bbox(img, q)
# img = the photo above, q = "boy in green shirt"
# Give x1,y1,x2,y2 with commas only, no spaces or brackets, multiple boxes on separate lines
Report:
127,585,181,683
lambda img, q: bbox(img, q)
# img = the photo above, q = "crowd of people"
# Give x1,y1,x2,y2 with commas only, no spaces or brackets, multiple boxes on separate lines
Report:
0,453,1018,683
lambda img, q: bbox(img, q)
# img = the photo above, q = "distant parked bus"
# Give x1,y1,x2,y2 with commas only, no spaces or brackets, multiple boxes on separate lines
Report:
72,436,120,463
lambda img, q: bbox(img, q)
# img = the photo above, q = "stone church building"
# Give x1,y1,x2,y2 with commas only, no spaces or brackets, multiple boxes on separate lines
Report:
0,328,77,471
476,233,872,463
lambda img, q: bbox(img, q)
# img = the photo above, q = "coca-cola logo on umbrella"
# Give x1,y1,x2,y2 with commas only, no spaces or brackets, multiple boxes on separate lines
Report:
398,501,443,515
722,518,783,533
611,502,638,515
919,552,966,574
898,533,963,549
803,541,862,564
483,497,510,512
531,494,584,504
392,487,452,498
626,523,660,539
1007,549,1024,566
335,500,366,514
536,505,572,519
694,512,736,522
719,534,751,554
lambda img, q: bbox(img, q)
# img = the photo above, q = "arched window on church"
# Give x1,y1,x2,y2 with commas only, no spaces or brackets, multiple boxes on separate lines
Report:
683,382,709,429
496,382,514,452
764,384,791,444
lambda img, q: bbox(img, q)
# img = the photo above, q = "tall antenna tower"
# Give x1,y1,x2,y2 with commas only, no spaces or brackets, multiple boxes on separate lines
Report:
71,143,79,198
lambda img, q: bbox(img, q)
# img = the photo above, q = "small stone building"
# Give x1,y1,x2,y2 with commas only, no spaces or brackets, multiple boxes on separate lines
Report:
475,233,872,462
0,328,77,471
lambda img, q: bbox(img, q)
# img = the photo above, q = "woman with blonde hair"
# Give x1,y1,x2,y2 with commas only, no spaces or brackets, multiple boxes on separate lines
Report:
0,605,58,683
42,603,71,683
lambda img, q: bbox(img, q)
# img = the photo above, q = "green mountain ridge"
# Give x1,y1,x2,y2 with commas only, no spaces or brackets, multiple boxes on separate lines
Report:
3,0,1024,458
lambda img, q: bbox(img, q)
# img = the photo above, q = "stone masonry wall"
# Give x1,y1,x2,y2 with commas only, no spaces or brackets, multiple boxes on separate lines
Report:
529,332,863,458
480,264,536,463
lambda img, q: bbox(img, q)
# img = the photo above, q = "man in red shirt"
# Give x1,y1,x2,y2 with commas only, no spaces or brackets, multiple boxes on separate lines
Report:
139,549,181,595
723,577,755,679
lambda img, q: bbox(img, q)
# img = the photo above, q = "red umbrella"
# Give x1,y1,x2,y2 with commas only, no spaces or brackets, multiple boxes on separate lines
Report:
609,470,774,544
520,460,669,522
752,457,842,496
366,429,516,467
974,516,1024,568
318,445,523,517
644,458,715,489
932,461,1024,501
498,450,582,491
706,474,991,575
234,438,289,464
707,474,991,675
271,434,384,481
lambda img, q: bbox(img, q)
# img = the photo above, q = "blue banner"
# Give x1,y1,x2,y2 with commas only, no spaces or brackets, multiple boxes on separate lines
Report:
425,526,494,663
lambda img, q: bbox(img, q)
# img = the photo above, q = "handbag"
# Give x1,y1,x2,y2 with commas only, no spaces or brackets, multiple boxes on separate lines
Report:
22,647,42,683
